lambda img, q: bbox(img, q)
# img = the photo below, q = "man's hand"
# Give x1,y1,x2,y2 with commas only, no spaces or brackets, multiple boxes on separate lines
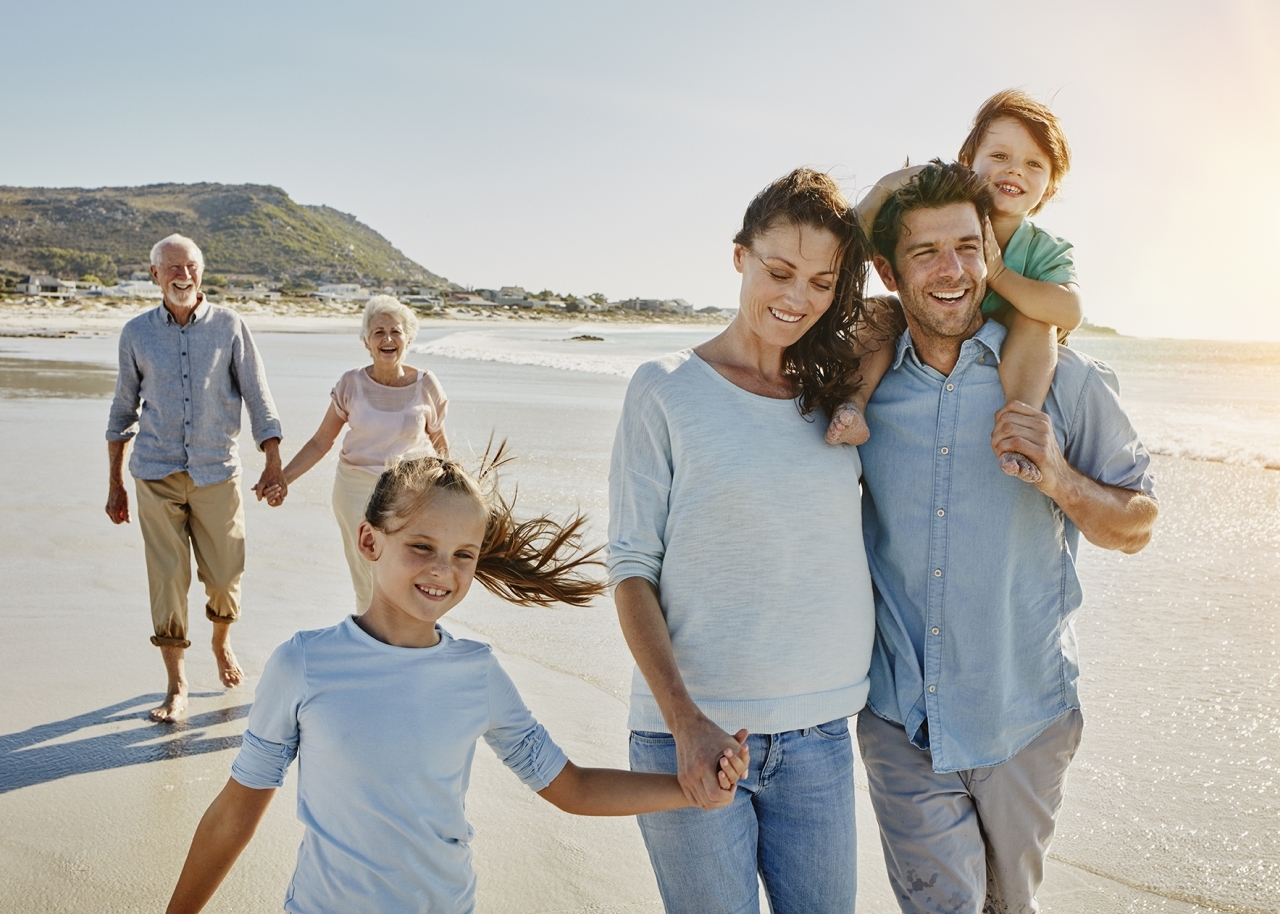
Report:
673,716,748,810
991,401,1065,497
253,438,287,507
982,216,1007,286
106,481,130,524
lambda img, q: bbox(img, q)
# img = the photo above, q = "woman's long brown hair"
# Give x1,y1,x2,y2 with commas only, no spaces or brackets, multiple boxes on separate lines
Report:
733,168,872,419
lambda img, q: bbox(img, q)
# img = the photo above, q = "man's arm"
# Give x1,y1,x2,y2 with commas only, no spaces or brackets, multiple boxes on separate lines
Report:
992,401,1158,553
613,576,744,810
106,440,131,524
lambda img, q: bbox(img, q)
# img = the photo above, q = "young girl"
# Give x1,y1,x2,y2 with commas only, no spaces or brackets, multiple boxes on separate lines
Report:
166,454,748,914
827,90,1083,483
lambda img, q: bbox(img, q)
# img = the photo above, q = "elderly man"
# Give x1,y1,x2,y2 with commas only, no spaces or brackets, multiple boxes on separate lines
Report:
106,234,285,723
854,163,1159,914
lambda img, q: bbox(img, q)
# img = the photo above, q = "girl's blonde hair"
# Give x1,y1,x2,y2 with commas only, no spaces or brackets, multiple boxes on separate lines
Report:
364,447,604,607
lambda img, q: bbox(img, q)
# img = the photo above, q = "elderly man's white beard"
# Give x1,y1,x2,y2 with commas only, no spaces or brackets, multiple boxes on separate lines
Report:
166,281,199,309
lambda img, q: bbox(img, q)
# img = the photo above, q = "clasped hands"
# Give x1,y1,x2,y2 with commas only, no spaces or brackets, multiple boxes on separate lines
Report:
675,717,752,810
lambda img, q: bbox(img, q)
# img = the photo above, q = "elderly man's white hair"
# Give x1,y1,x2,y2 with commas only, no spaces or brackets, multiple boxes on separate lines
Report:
360,294,420,344
150,234,205,267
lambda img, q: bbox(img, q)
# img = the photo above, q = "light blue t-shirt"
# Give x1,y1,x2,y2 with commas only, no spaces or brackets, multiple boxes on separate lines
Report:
981,219,1077,316
859,320,1156,773
231,617,568,914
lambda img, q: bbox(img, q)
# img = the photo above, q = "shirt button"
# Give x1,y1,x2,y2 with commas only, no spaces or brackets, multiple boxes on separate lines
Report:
946,383,954,391
937,509,945,517
928,685,937,693
931,627,940,635
979,356,986,363
940,447,949,455
934,569,942,577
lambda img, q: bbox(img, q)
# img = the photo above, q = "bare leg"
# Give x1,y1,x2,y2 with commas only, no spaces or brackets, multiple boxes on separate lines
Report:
151,645,189,723
211,621,243,688
825,314,898,446
995,311,1057,484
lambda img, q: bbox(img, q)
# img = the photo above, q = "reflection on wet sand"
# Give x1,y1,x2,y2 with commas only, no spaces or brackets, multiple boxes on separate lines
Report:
0,357,117,399
0,695,248,793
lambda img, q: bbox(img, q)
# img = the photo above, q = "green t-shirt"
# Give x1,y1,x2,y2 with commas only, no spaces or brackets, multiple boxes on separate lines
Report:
981,219,1077,315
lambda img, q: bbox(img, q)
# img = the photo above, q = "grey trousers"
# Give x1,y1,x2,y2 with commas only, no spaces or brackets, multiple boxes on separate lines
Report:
857,709,1083,914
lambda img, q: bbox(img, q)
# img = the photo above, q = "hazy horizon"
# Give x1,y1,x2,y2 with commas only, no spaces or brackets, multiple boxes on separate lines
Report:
5,0,1279,342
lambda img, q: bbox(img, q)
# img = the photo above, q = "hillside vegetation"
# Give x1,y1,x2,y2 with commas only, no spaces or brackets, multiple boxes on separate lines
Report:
0,183,450,287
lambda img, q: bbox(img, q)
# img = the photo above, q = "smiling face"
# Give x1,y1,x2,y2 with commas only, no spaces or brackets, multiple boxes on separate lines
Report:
358,489,488,647
364,313,409,368
875,202,987,352
150,240,204,312
733,222,840,351
970,117,1053,220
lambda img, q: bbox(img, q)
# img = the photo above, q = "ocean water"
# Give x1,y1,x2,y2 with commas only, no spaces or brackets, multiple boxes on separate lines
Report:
2,321,1275,912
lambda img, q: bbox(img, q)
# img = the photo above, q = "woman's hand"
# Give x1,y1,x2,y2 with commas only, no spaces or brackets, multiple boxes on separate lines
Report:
673,716,748,810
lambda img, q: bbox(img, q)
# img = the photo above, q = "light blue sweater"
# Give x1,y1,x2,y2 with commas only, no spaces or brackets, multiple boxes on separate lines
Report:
608,350,876,734
231,617,568,914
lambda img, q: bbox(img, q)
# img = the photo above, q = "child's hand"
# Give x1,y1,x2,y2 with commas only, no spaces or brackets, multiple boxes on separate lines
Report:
713,729,750,796
983,217,1007,285
879,163,926,193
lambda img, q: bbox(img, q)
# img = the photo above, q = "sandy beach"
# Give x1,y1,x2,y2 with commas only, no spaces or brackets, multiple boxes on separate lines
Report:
1,307,1269,913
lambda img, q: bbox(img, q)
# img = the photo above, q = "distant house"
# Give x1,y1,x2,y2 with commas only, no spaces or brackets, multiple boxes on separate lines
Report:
660,299,694,316
129,271,151,281
230,282,281,301
496,285,527,305
474,289,498,302
619,298,663,312
104,280,164,299
16,275,61,295
314,283,370,302
448,292,493,306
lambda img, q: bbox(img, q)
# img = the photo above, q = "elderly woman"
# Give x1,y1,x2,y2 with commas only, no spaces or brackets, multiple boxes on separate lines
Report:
276,295,448,611
608,169,877,913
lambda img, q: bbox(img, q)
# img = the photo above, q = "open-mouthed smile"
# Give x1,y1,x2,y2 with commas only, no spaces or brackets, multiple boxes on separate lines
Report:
768,307,803,324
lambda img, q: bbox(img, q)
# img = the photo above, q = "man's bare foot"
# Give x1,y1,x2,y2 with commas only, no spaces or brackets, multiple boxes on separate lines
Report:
214,642,243,688
150,688,188,723
825,402,870,446
1000,451,1043,484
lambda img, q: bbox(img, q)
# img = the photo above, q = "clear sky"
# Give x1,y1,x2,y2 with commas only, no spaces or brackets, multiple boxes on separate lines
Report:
5,0,1279,340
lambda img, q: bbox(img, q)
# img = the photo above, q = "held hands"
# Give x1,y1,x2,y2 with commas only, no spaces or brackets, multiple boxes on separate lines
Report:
675,716,750,810
991,401,1069,497
252,439,288,507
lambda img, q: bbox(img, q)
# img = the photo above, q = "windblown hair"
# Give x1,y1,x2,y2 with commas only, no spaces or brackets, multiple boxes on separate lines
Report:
361,294,420,345
364,445,604,607
732,168,870,419
871,159,993,271
957,89,1072,215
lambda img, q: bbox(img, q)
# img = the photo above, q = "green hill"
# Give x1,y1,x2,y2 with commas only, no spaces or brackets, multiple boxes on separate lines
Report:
0,183,451,287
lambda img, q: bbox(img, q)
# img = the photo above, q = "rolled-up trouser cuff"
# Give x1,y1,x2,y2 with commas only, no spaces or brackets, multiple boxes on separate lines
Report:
205,607,238,625
150,634,192,649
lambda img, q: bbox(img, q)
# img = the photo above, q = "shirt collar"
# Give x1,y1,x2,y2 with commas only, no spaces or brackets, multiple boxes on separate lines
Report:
161,293,209,325
891,318,1007,371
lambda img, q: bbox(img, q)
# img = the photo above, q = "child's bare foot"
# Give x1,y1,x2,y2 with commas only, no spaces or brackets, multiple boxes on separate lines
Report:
211,623,243,688
825,402,870,446
150,687,188,723
1000,452,1043,484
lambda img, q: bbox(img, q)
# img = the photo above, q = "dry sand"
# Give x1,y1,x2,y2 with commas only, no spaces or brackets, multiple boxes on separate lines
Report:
0,306,1222,913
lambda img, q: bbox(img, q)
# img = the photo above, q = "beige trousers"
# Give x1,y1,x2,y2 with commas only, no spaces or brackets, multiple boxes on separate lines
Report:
331,462,380,613
134,472,245,648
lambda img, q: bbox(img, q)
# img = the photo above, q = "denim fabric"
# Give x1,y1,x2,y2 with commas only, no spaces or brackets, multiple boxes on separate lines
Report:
107,300,282,485
630,719,857,914
859,320,1155,773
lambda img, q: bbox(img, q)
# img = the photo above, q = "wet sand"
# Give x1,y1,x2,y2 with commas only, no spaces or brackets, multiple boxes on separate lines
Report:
0,319,1235,913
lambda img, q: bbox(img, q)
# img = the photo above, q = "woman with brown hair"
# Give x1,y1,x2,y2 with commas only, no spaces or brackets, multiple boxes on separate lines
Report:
608,168,878,913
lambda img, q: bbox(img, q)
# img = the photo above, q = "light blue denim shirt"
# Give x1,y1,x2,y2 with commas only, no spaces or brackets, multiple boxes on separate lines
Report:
106,299,282,486
859,320,1156,773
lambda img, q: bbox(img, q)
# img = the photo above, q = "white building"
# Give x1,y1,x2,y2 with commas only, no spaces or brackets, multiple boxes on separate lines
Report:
314,283,371,302
103,280,164,299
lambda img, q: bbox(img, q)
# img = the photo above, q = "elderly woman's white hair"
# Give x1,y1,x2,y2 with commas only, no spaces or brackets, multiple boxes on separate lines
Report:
150,233,204,267
360,294,420,344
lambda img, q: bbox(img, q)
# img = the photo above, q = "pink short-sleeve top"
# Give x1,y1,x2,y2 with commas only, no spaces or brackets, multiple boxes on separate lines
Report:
331,367,449,475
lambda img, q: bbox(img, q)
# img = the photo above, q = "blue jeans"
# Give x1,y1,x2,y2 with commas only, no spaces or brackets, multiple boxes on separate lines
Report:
630,718,858,914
